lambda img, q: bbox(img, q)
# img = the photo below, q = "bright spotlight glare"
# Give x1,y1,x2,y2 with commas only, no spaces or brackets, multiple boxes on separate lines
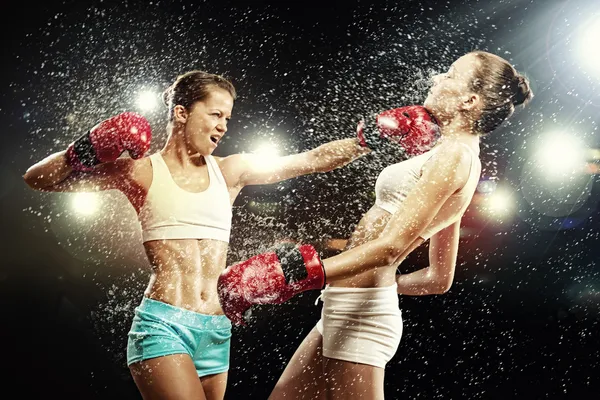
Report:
577,15,600,77
249,142,283,172
483,190,513,218
535,134,586,179
136,90,159,111
253,143,281,158
71,192,101,216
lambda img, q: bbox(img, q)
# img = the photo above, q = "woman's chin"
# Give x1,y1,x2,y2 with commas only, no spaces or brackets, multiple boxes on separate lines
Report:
194,144,215,157
423,95,434,110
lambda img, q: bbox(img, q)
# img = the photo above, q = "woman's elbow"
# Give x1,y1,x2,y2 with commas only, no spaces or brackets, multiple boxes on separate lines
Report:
23,170,43,190
23,168,59,191
437,281,453,294
432,275,454,294
378,240,406,265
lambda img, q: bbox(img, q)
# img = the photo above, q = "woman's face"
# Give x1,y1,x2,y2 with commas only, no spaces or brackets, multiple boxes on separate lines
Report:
181,87,234,156
424,53,481,122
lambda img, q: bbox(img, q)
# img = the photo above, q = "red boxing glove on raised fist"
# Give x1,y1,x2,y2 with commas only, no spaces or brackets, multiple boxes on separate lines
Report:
217,242,325,325
357,105,440,157
66,112,152,171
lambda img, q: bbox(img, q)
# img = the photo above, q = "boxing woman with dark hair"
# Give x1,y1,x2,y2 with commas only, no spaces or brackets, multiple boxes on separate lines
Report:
218,51,534,399
23,69,437,399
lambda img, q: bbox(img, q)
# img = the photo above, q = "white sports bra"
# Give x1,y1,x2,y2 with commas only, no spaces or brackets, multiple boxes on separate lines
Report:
138,153,232,243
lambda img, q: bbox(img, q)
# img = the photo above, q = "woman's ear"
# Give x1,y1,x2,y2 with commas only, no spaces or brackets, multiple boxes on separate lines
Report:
173,105,188,124
460,93,480,111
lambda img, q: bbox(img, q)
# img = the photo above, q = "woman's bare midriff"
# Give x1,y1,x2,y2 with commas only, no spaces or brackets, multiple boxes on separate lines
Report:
330,204,425,288
142,238,229,315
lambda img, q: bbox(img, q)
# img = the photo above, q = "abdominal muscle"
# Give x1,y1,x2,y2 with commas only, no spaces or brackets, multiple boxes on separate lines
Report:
142,238,229,315
330,204,425,288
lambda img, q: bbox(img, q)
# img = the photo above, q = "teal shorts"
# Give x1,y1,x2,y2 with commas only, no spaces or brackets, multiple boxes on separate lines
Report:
126,297,232,377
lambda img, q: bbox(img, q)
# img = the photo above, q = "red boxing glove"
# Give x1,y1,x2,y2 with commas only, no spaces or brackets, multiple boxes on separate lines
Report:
357,105,440,157
217,243,325,325
66,112,152,171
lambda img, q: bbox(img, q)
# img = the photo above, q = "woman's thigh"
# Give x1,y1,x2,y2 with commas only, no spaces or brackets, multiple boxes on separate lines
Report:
269,326,327,400
323,357,385,400
129,353,206,400
200,371,228,400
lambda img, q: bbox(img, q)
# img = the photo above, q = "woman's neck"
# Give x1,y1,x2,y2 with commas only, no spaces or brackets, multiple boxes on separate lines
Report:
161,125,205,167
438,116,479,142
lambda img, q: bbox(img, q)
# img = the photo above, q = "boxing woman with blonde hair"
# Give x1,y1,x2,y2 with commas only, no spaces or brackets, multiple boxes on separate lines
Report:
218,50,534,399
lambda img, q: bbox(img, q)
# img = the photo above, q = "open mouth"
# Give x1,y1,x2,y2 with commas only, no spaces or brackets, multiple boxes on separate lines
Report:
210,135,220,144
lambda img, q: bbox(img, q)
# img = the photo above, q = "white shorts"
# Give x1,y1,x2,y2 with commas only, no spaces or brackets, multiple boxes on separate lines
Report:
316,283,403,369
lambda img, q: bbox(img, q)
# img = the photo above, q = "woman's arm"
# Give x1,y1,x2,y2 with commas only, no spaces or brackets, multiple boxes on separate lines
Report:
23,150,133,193
321,143,471,282
229,137,369,187
226,104,443,187
23,112,149,193
23,150,75,190
395,219,461,295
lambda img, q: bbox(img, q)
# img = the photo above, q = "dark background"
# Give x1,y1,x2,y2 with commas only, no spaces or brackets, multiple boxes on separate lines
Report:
1,0,599,398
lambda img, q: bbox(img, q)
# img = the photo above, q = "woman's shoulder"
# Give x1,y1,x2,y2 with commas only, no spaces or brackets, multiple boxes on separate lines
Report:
424,141,478,183
213,153,259,172
213,153,253,163
435,140,478,163
211,153,251,187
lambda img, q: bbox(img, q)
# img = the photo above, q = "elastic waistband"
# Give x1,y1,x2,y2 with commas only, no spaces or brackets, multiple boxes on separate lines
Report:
324,283,397,294
136,297,232,330
317,283,398,304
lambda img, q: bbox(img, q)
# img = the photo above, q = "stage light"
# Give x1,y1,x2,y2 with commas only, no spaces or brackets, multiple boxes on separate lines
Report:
253,143,281,158
246,142,283,173
71,192,101,216
136,89,159,112
481,189,514,219
576,15,600,77
519,138,595,223
534,133,586,180
488,192,512,213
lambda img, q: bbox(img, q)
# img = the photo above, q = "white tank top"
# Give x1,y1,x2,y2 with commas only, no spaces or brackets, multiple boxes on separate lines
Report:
375,141,481,240
138,153,233,243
